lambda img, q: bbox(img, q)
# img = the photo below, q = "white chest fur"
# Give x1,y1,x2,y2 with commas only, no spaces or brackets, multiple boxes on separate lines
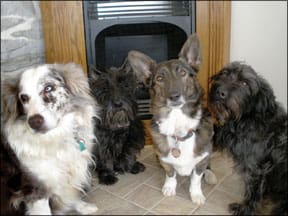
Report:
158,108,208,176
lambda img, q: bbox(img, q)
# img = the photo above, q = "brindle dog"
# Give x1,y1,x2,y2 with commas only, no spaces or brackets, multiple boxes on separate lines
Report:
128,34,216,205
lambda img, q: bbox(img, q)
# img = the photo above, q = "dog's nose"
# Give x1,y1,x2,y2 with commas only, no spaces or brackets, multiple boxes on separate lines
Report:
216,87,228,99
169,92,181,101
28,114,44,130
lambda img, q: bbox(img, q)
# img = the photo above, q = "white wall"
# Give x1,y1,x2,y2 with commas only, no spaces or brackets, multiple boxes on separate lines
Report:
230,1,287,110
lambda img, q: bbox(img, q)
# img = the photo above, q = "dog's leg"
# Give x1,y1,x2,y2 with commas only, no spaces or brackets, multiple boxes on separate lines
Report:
26,198,51,215
160,160,177,196
229,173,264,215
190,169,205,205
74,200,98,215
190,157,209,205
97,161,118,185
117,152,145,174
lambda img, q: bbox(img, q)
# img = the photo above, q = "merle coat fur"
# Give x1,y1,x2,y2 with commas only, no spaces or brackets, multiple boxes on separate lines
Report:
89,60,145,185
208,62,288,215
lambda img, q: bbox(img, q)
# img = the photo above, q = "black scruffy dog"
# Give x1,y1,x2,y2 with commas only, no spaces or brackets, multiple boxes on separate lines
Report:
89,59,146,185
208,61,287,215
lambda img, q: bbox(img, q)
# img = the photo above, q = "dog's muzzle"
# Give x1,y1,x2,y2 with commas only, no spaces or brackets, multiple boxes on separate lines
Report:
209,83,228,102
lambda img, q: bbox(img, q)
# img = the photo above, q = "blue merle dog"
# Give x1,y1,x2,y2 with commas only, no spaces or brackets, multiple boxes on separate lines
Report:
89,59,145,185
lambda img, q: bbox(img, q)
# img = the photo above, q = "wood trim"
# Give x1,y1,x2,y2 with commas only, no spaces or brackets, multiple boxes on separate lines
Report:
196,1,231,97
40,1,87,74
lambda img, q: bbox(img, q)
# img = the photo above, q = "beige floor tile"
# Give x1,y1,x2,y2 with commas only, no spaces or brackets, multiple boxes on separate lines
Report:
84,188,146,215
144,211,156,215
145,169,186,191
210,151,235,172
141,153,162,169
125,184,164,209
192,188,241,215
99,164,158,197
218,172,245,198
151,196,198,215
145,169,166,189
138,145,155,161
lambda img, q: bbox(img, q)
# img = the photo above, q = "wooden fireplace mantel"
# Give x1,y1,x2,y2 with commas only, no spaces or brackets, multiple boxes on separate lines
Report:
40,1,231,145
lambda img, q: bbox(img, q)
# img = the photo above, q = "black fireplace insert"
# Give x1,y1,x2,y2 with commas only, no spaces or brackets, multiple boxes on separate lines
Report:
83,1,195,119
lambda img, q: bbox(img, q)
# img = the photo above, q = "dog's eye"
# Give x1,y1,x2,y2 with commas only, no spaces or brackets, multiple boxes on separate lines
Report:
19,94,30,103
156,75,163,82
180,70,187,76
44,85,54,93
242,81,247,86
221,70,228,75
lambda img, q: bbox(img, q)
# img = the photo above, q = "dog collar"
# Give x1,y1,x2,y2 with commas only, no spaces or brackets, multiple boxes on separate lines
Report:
172,129,195,142
77,139,86,151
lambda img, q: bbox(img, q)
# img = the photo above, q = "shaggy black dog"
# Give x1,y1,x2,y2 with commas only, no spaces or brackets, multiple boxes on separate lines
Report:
208,61,287,215
89,59,145,185
0,131,48,215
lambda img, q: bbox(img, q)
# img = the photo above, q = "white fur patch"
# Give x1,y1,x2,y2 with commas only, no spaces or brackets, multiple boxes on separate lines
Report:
27,198,51,215
190,170,205,205
74,200,98,215
158,108,202,137
159,108,209,176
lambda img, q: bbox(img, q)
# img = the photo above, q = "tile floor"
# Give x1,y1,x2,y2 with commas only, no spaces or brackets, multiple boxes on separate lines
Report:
83,145,245,215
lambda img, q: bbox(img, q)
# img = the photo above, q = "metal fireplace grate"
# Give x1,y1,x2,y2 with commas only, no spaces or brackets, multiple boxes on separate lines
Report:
87,1,190,20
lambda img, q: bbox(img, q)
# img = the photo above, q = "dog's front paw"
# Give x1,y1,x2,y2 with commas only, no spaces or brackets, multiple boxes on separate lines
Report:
75,201,98,215
190,193,206,205
162,174,177,196
162,185,176,196
130,161,146,174
27,198,51,215
99,173,118,185
114,165,125,175
229,202,253,215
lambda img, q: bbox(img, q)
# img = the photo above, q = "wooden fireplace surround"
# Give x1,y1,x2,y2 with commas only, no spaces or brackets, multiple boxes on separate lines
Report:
40,1,231,145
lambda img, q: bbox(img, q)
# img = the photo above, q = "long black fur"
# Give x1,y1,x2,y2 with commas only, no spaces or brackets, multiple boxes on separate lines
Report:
89,59,145,185
208,62,287,215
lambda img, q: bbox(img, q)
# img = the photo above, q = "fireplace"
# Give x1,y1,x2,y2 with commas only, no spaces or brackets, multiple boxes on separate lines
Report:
83,1,195,119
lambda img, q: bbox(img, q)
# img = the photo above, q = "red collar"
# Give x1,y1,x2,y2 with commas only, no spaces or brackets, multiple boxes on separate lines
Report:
172,129,195,142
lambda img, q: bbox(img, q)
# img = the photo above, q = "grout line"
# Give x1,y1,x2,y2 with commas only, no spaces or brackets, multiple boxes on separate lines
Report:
143,182,162,192
145,194,167,212
100,187,149,213
216,187,243,200
123,182,145,199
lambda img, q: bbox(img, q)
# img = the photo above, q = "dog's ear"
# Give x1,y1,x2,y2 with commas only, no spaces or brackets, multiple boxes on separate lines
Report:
128,50,156,86
1,73,23,122
253,77,278,115
178,33,202,71
89,64,102,81
51,63,91,98
118,57,133,75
